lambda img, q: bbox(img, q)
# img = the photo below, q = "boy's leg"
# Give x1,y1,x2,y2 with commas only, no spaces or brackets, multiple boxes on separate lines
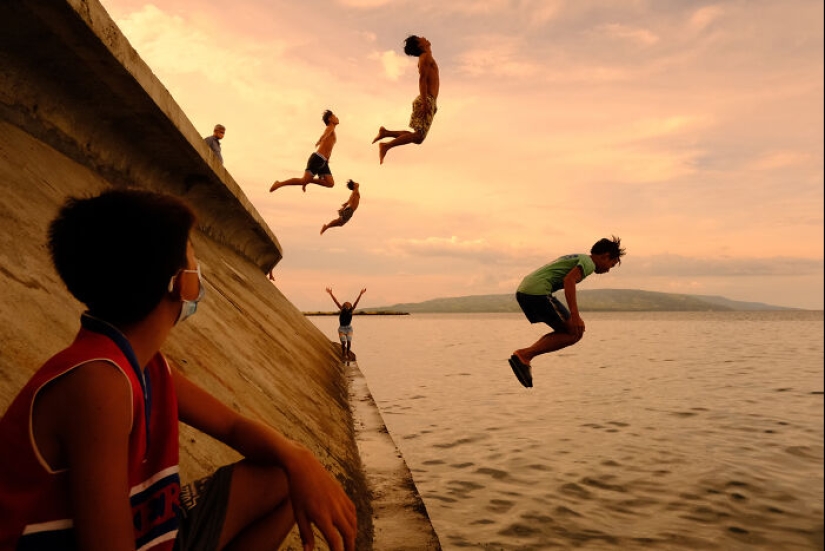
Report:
378,131,422,164
218,461,295,550
321,216,344,235
270,171,314,191
372,126,407,143
304,174,334,191
515,330,581,365
513,293,580,365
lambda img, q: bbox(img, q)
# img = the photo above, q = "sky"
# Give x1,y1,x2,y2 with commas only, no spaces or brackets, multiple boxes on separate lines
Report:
99,0,824,311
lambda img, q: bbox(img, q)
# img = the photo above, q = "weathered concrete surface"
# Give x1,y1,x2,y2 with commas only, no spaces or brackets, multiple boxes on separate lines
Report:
0,0,440,549
348,364,442,550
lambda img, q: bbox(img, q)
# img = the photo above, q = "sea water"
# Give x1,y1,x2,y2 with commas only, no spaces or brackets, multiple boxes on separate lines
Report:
310,311,824,550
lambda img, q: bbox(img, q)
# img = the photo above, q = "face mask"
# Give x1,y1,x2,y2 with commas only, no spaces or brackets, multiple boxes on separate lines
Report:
170,262,206,324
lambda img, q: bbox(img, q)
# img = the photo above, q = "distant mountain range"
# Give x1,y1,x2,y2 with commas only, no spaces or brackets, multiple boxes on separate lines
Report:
364,289,797,313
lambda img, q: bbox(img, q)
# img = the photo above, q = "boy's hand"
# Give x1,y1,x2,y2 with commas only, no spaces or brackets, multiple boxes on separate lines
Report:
286,446,357,551
568,313,585,337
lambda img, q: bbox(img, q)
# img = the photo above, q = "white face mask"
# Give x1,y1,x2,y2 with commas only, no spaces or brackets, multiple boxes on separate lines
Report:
169,262,205,324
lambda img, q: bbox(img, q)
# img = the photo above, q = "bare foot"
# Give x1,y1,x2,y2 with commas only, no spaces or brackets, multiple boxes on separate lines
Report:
371,126,386,144
320,224,328,235
269,181,281,192
302,183,308,192
378,143,388,164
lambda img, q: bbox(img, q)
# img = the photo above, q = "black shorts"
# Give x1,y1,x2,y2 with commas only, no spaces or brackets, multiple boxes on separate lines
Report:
338,206,354,223
516,292,570,332
305,152,332,177
175,464,234,551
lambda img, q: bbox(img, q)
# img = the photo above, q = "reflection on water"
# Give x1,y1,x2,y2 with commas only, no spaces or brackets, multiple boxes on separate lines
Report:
310,312,824,550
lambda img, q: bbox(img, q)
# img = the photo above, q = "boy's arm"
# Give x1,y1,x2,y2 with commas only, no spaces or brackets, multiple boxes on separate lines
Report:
316,126,333,147
174,371,357,551
326,287,343,309
562,266,585,335
351,288,367,310
57,362,136,551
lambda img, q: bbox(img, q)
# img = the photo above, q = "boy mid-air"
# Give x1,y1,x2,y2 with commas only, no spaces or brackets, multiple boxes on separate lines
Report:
509,236,626,388
321,180,361,235
271,110,339,192
372,35,439,164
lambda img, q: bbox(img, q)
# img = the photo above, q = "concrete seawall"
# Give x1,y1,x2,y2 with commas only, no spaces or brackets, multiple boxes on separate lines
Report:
0,1,439,548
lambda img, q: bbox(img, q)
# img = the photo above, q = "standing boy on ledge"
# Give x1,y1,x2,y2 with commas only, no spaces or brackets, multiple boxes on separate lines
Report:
509,236,626,388
0,188,356,551
326,287,367,363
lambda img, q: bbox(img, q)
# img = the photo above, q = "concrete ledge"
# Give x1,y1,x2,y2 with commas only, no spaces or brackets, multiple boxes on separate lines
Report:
348,363,442,550
0,0,281,272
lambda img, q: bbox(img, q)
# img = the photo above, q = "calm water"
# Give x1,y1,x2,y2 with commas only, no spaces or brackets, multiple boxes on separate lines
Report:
310,312,824,550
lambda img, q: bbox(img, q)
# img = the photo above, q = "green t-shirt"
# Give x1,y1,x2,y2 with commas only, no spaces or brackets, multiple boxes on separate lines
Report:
517,254,596,296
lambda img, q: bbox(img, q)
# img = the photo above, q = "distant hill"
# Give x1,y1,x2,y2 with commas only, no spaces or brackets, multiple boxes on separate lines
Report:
364,289,796,313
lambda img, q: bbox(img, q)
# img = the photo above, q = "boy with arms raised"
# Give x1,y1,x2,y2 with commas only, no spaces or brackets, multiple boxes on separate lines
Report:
509,236,626,388
0,189,356,550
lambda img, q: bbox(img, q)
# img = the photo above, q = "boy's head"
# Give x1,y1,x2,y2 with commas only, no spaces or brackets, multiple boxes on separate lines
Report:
322,110,336,125
48,188,196,326
403,35,428,57
346,179,357,190
590,236,625,274
342,302,353,311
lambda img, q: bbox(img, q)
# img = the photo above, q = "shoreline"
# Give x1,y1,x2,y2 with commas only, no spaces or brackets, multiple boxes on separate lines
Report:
347,361,441,550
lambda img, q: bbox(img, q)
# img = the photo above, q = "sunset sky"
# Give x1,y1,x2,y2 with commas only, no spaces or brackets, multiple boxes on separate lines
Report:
99,0,823,310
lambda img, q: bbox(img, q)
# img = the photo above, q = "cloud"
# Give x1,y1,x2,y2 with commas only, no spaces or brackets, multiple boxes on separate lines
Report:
623,255,825,278
336,0,392,7
456,39,542,79
382,235,539,265
371,49,411,81
746,150,813,171
597,23,659,46
689,5,725,32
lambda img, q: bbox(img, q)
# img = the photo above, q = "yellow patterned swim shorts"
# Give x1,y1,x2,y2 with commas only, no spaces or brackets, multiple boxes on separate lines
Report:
409,94,437,140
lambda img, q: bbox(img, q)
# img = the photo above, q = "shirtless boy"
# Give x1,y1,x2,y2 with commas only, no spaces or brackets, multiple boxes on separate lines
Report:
372,36,439,164
271,110,339,192
321,180,360,235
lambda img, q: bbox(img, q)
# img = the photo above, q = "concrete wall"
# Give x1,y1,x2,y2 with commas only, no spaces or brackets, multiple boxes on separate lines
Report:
0,1,374,548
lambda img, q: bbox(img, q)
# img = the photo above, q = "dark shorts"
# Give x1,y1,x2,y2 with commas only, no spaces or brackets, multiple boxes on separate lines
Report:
516,292,570,332
338,206,354,223
305,152,332,177
175,464,234,551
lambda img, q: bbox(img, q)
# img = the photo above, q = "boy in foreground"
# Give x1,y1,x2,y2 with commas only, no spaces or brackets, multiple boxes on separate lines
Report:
0,189,356,550
509,236,626,388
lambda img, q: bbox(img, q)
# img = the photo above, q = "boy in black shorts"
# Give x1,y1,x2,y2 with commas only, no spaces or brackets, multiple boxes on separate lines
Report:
509,237,625,388
271,109,338,192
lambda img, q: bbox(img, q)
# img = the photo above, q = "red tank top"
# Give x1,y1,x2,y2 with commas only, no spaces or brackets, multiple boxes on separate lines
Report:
0,315,181,550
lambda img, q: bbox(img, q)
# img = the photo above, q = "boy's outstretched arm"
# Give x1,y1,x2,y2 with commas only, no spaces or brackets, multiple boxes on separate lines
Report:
351,288,367,310
326,287,343,310
562,266,585,337
174,371,357,551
